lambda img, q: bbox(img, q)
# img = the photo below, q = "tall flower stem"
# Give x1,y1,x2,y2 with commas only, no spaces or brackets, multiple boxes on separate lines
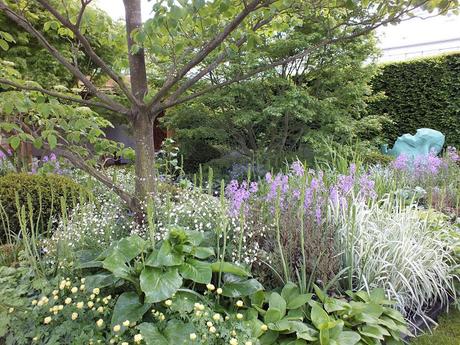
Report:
275,188,289,284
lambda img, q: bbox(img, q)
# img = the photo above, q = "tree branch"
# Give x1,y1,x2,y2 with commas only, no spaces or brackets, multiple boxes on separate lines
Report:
147,0,271,109
160,11,415,111
0,0,128,114
161,15,274,109
53,147,135,208
35,0,141,107
0,78,128,114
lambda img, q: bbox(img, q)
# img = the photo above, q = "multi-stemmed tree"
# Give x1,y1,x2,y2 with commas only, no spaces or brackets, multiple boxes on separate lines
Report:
0,0,457,215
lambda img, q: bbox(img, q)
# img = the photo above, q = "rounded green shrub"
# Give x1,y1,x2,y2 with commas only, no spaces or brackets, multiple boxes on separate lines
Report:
0,173,88,242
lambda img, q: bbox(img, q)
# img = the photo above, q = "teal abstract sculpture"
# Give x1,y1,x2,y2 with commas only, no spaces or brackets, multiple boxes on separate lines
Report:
381,128,445,158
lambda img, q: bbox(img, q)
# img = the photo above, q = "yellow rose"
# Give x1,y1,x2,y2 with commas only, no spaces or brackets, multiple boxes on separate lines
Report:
123,320,130,327
71,312,78,320
134,334,143,343
216,288,223,295
230,338,238,345
44,316,52,324
65,298,72,305
71,287,78,294
236,300,244,307
189,333,197,340
113,325,121,332
96,319,104,327
93,288,100,295
236,313,243,320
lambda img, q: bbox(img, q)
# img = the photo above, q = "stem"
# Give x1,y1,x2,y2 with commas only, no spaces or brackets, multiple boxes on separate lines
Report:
275,188,288,284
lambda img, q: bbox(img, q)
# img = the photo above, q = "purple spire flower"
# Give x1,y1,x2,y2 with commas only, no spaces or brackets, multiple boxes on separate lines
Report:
291,160,304,177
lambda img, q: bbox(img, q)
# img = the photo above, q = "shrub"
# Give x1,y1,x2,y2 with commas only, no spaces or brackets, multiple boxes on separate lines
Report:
0,173,87,242
370,53,460,148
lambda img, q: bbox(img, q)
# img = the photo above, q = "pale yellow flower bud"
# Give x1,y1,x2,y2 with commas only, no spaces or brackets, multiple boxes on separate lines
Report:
236,313,243,320
134,334,143,343
113,325,121,332
44,316,52,324
236,300,244,307
96,319,104,327
71,312,78,320
216,288,223,295
189,333,197,340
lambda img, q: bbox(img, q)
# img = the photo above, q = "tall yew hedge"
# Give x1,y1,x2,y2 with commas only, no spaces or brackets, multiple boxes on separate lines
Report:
370,53,460,148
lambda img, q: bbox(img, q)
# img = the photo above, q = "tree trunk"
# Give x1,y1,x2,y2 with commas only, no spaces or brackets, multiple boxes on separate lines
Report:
123,0,156,218
133,111,156,212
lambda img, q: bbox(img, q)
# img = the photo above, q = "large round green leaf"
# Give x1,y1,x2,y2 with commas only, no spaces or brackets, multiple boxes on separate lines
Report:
222,278,263,298
111,292,150,331
179,259,212,284
140,267,183,303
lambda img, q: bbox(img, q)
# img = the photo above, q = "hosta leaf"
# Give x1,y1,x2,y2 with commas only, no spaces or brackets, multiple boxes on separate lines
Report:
269,292,286,318
211,262,250,277
111,292,150,331
137,323,169,345
146,240,183,267
311,304,330,330
193,246,215,259
287,294,312,310
140,267,183,303
179,259,212,284
84,273,119,291
335,331,361,345
222,278,263,298
265,308,282,324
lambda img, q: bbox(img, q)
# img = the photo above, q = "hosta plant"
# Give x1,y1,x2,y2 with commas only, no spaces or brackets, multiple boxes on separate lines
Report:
248,283,409,345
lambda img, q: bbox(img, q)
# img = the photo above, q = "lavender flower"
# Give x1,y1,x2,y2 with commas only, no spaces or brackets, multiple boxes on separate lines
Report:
392,154,409,170
291,160,304,177
447,146,459,162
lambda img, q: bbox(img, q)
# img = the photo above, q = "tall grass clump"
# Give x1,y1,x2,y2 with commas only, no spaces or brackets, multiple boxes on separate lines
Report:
332,194,458,326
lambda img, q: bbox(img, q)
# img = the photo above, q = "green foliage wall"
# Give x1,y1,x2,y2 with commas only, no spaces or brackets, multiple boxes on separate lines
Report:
370,53,460,148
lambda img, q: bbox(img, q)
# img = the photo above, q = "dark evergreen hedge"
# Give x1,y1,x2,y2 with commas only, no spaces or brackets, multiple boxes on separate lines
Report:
370,53,460,148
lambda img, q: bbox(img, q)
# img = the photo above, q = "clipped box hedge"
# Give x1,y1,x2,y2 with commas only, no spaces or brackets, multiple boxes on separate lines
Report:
0,173,87,241
370,53,460,148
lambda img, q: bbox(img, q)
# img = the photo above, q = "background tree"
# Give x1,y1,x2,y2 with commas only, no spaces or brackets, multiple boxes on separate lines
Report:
164,28,385,172
0,0,457,215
